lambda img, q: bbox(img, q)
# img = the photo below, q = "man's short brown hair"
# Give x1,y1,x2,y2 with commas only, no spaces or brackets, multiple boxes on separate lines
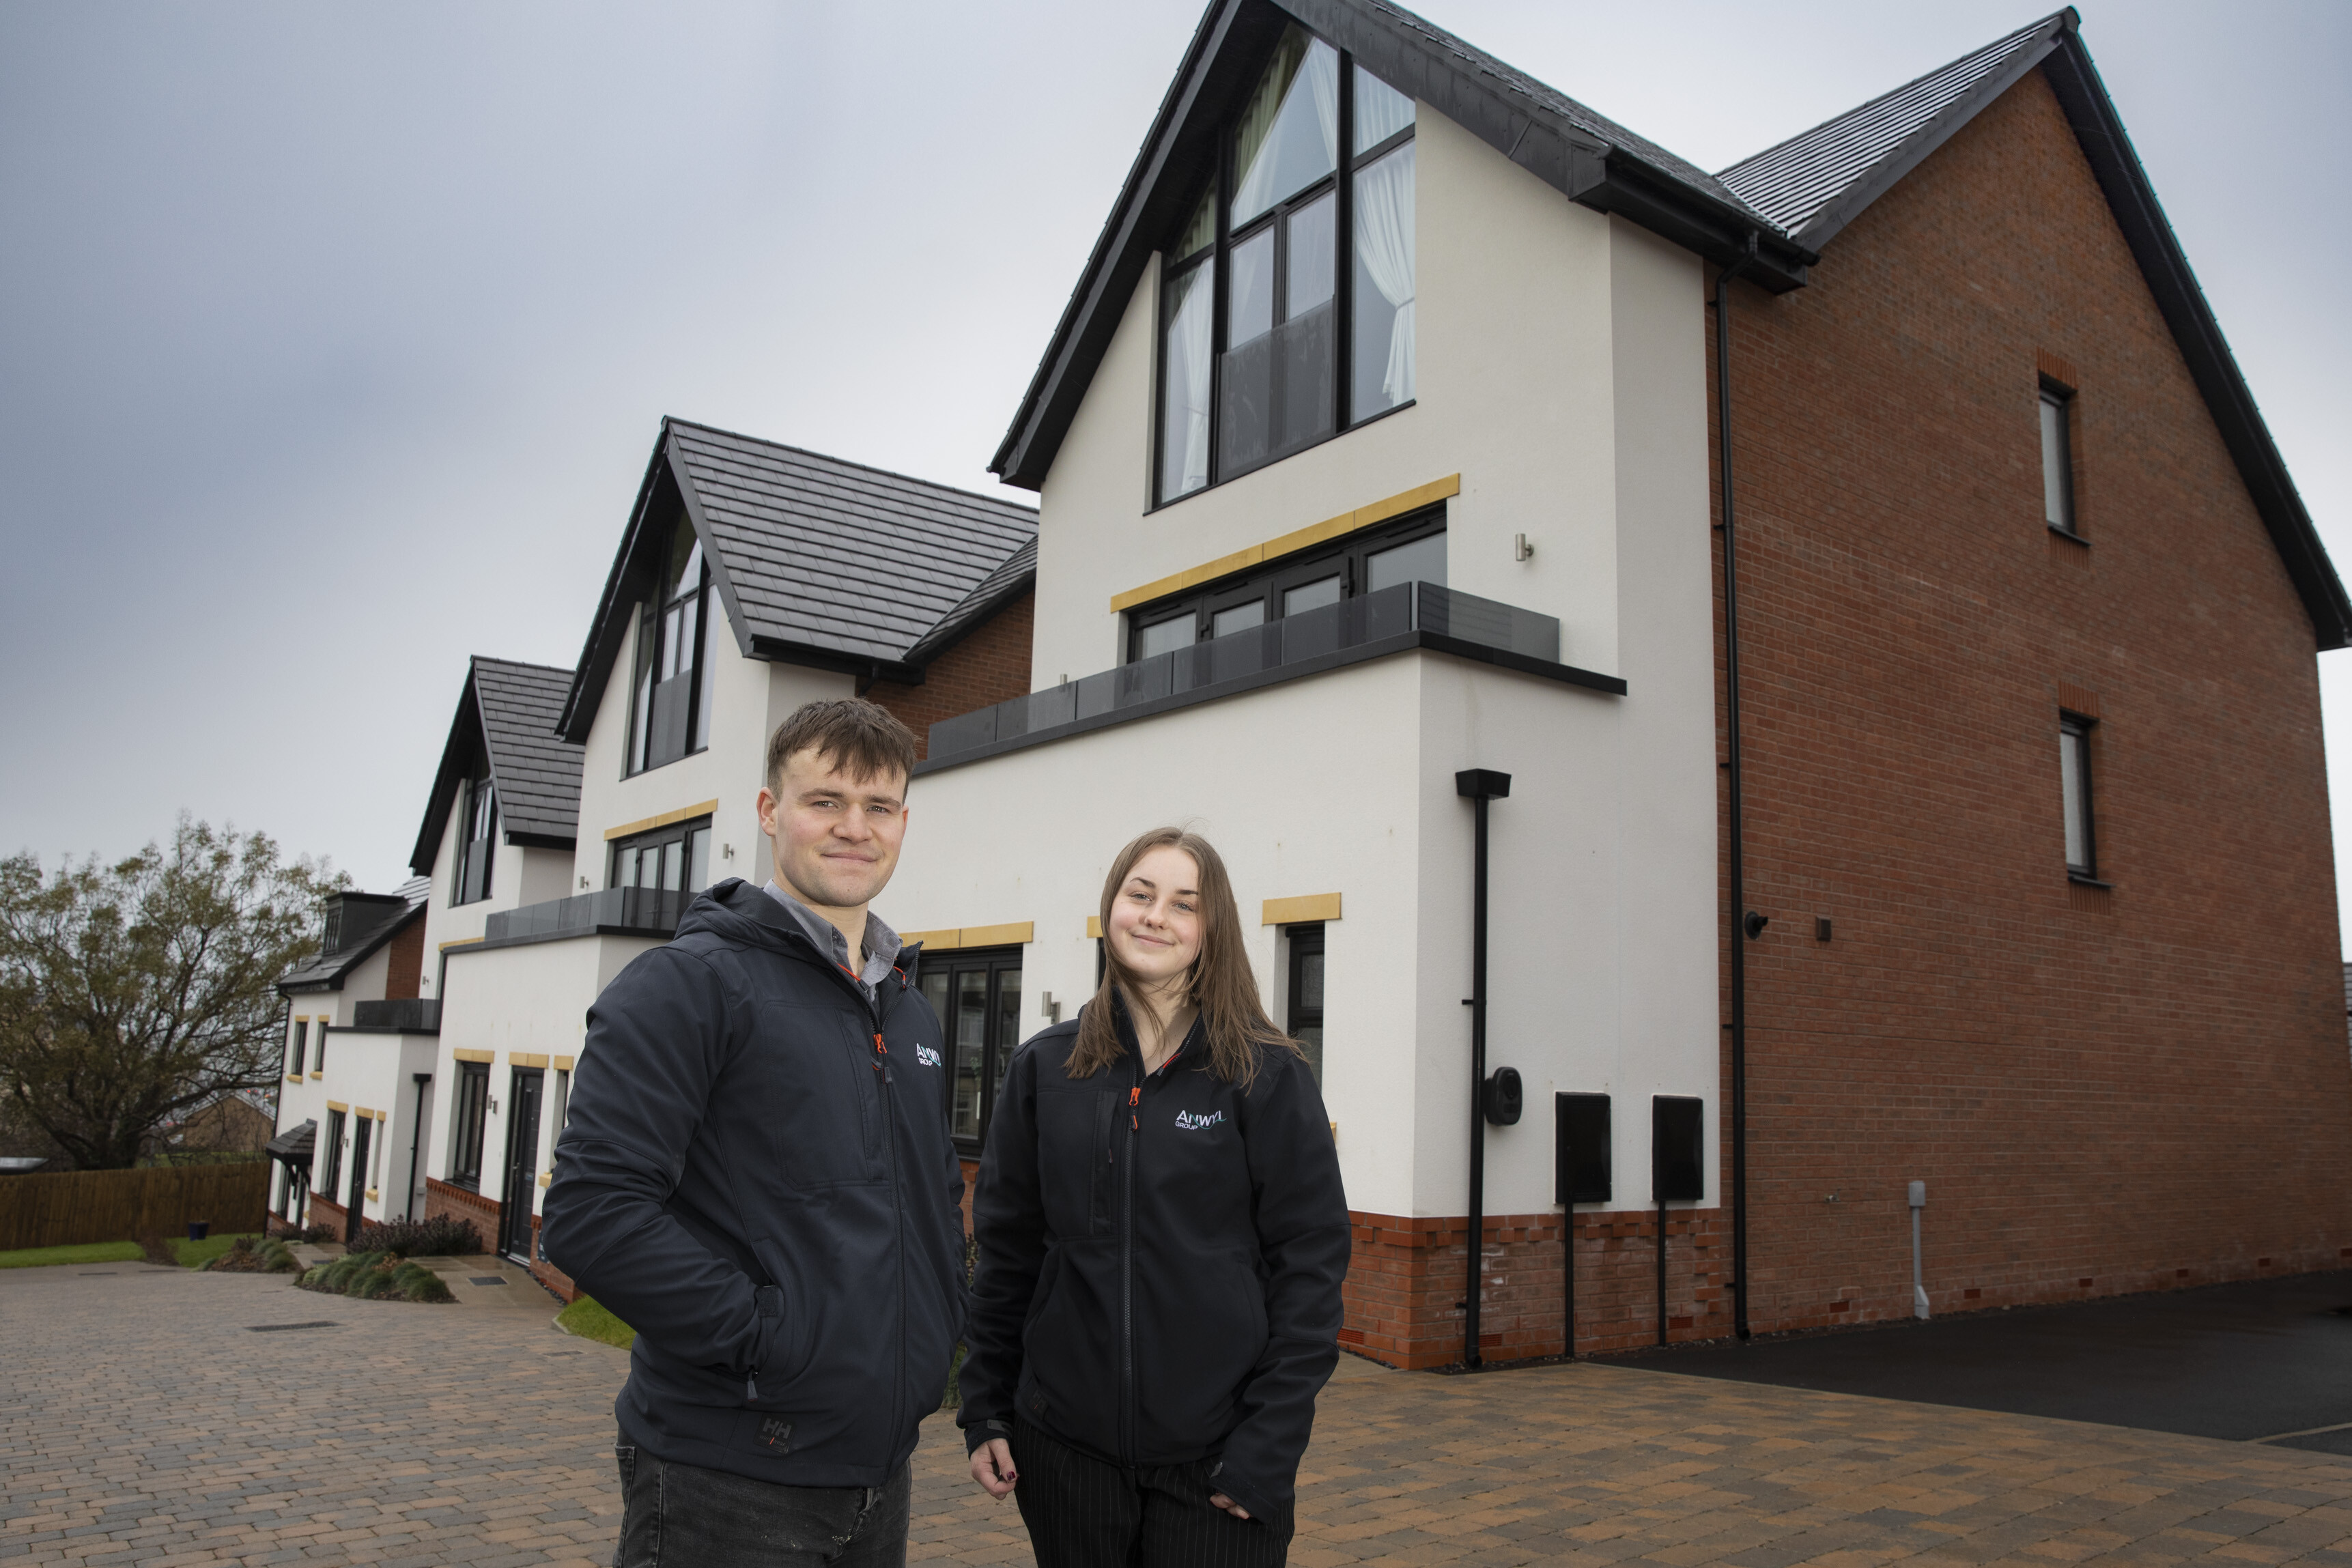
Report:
765,699,918,795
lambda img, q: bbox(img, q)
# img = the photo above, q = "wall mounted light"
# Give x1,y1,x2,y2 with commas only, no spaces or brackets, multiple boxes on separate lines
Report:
1743,911,1770,940
1514,532,1535,562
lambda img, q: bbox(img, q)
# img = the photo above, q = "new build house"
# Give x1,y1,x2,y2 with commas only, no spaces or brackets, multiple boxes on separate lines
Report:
273,1,2350,1365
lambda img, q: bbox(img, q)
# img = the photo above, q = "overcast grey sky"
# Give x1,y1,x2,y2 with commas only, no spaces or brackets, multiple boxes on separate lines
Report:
3,1,2347,936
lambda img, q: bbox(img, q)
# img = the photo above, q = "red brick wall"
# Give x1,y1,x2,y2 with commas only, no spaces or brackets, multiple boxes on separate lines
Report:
527,1214,579,1303
425,1176,500,1252
868,589,1034,760
384,915,424,1001
1343,1210,1733,1368
1710,67,2352,1335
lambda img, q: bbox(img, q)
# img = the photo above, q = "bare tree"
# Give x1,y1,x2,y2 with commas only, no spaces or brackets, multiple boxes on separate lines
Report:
0,817,341,1169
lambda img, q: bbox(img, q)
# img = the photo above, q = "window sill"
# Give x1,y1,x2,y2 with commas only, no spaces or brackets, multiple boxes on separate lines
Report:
2067,873,2112,889
1147,400,1417,515
2048,524,2088,546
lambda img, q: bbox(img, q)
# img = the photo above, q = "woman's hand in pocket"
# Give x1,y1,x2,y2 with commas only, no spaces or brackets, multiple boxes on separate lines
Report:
970,1438,1018,1500
1210,1492,1251,1520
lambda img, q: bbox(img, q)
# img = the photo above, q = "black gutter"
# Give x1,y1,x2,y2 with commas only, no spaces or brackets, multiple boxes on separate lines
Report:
1712,231,1759,1343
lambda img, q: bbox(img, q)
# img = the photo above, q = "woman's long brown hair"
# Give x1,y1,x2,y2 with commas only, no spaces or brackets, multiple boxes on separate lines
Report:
1067,827,1299,1087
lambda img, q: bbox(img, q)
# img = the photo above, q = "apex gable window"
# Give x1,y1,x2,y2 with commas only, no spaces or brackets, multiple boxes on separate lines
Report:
2040,380,2078,536
627,519,721,775
2060,713,2097,880
453,768,496,906
1157,27,1416,503
609,814,713,896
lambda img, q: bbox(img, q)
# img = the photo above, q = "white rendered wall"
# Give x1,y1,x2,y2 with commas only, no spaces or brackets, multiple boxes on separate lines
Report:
942,99,1721,1223
426,932,662,1218
415,794,570,999
304,1030,440,1224
888,657,1426,1218
1030,104,1624,694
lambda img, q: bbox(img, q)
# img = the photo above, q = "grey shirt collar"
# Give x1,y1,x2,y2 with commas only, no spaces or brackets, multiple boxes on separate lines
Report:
762,879,902,995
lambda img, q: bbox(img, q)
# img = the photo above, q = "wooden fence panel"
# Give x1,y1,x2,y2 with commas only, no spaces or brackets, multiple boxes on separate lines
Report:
0,1162,270,1251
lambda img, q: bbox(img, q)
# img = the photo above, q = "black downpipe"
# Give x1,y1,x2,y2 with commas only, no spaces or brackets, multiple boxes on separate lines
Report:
1456,769,1511,1369
406,1072,431,1222
1713,233,1760,1343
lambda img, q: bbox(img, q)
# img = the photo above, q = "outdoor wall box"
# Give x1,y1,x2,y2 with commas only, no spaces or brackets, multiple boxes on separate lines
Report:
1652,1096,1705,1203
1480,1066,1523,1126
1555,1092,1611,1203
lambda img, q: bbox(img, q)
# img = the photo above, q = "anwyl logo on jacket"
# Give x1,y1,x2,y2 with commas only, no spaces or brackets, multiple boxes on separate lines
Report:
915,1044,942,1068
1173,1109,1225,1131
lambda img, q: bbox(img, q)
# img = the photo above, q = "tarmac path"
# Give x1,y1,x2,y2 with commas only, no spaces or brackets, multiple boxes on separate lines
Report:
5,1262,2352,1565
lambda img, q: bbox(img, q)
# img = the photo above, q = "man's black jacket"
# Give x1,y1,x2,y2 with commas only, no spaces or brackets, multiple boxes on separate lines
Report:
541,879,965,1487
957,1003,1349,1527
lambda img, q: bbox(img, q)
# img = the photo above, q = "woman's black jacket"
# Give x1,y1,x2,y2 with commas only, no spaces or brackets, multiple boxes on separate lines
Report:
957,1004,1350,1527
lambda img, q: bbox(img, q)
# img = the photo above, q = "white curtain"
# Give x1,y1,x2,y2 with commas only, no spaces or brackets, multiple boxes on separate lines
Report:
1307,42,1337,171
1163,268,1214,499
1352,140,1415,406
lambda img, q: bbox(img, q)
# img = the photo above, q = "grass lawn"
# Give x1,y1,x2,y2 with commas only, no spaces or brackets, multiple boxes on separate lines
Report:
0,1233,265,1270
556,1294,636,1350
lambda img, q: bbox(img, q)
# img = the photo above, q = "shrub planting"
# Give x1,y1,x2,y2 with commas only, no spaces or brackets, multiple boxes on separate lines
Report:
352,1214,483,1257
296,1249,453,1304
203,1236,301,1274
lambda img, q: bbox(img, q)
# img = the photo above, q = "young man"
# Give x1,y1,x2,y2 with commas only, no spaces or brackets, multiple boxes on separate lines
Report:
544,698,963,1568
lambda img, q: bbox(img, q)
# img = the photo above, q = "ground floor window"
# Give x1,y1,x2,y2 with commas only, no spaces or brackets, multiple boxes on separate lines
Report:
1285,924,1324,1084
918,946,1023,1154
449,1061,490,1191
320,1109,346,1199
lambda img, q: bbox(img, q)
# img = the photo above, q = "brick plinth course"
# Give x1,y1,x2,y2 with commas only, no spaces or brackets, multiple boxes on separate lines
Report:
1708,63,2352,1339
1345,1210,1734,1367
12,1263,2352,1564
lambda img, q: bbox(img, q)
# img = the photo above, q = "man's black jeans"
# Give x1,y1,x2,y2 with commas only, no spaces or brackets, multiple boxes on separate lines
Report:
612,1444,911,1567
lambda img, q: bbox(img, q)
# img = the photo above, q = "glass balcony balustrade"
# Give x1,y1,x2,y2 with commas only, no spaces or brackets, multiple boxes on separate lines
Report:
929,581,1560,762
483,885,691,945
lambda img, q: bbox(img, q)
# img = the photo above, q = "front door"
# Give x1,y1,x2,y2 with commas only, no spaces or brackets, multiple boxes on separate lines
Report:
345,1115,373,1246
498,1068,544,1263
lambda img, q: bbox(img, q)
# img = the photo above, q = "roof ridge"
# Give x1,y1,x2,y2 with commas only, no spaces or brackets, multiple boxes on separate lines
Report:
469,655,576,679
1718,11,2064,186
664,417,1037,518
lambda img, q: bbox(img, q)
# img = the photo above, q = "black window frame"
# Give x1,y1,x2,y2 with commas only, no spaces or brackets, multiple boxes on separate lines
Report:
452,768,497,907
608,814,715,895
1152,33,1417,509
313,1022,326,1077
449,1060,490,1193
1124,506,1445,661
2040,377,2080,539
918,945,1025,1156
287,1018,307,1078
1284,923,1324,1085
320,1107,346,1200
2060,712,2099,882
625,515,720,778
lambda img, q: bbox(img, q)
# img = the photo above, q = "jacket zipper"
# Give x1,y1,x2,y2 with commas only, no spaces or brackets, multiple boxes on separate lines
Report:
868,980,905,1454
1120,1066,1139,1466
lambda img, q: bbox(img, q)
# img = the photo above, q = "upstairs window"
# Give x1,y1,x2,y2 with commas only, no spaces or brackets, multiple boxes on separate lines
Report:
453,769,496,906
628,520,721,775
1157,28,1416,503
2040,380,2077,536
2060,714,2097,880
287,1018,307,1078
1125,508,1444,661
609,815,713,896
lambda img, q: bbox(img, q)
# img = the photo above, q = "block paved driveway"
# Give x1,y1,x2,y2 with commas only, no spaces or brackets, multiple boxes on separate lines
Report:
8,1264,2352,1565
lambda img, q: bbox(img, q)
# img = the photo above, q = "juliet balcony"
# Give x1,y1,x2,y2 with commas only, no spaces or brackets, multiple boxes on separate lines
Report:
920,581,1623,772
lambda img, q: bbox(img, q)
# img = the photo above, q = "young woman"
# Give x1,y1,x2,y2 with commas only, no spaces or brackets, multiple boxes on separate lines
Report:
959,827,1350,1566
